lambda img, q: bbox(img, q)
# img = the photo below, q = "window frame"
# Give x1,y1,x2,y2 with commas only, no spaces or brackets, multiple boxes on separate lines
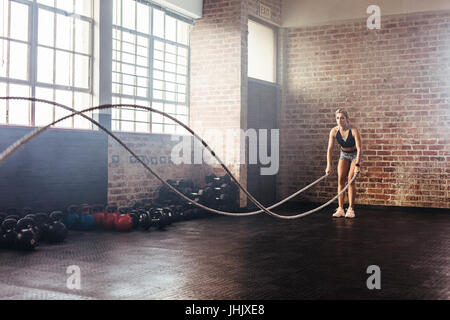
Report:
247,16,278,85
111,0,191,135
0,0,95,129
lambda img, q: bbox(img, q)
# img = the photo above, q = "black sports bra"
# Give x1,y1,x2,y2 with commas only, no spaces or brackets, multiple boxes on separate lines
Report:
336,127,356,148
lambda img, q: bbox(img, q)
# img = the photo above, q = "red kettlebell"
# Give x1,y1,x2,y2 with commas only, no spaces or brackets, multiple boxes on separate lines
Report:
115,207,133,232
92,204,105,228
103,204,118,230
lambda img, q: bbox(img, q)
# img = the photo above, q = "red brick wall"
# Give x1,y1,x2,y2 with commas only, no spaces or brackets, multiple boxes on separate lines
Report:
108,134,208,206
280,10,450,208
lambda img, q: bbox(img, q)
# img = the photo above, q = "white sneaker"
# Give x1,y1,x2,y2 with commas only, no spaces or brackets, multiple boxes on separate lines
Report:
345,207,355,218
332,207,345,217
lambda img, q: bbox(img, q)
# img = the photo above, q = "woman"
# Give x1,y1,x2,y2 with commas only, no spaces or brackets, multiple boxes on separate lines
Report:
325,109,362,218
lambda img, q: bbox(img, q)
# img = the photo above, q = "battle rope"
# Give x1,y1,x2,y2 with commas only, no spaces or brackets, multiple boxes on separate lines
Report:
0,97,358,219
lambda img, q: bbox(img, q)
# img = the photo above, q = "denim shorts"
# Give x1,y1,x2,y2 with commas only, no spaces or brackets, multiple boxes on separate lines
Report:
339,150,363,162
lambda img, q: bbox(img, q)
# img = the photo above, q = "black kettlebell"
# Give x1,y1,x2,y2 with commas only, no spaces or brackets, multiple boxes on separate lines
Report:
1,219,19,249
15,228,38,250
47,221,68,243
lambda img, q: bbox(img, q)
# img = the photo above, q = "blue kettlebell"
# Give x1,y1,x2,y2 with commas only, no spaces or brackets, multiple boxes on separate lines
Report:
64,205,80,230
78,205,95,231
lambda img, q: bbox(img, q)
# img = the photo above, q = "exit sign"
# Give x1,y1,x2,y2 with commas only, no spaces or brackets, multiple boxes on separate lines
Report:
259,3,271,20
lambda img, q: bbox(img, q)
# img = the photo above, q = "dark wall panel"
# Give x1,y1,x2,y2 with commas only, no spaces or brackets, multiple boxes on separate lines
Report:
0,126,108,213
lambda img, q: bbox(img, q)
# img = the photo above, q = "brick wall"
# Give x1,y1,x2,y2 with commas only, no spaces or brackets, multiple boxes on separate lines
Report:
280,10,450,208
107,133,210,206
190,0,248,204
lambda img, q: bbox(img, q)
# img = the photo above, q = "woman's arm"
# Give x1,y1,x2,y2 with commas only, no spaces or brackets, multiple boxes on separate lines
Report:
326,128,335,174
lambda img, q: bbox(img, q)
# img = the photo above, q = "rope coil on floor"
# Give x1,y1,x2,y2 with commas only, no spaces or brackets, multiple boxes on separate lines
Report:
0,97,358,219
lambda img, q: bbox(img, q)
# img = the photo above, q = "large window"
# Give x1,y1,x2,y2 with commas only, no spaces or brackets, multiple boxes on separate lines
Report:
0,0,94,129
112,0,190,134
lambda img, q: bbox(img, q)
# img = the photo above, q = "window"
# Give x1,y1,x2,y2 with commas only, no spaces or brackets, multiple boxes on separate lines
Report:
0,0,94,129
112,0,190,134
248,19,277,83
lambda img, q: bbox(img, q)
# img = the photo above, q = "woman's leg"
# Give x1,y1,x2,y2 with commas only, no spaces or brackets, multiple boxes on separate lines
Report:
337,159,350,208
348,161,357,209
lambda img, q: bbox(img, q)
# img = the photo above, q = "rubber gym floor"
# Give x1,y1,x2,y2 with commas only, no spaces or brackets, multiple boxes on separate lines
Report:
0,202,449,300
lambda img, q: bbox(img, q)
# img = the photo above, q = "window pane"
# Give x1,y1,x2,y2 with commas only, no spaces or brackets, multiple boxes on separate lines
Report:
0,0,9,41
113,0,121,25
135,122,148,133
152,112,162,123
177,105,188,115
75,0,92,17
75,19,90,55
122,0,136,30
8,84,31,125
56,0,73,13
135,109,148,122
136,2,149,34
178,47,187,57
54,89,73,128
0,83,6,123
37,46,54,83
55,50,72,86
74,54,89,88
121,120,133,132
136,87,147,98
166,91,175,101
10,1,29,42
9,41,28,80
177,21,189,45
56,14,72,51
35,87,54,126
74,91,91,129
112,119,119,131
38,9,54,47
153,9,164,38
165,16,176,42
0,41,7,77
152,123,163,133
166,43,176,54
164,125,175,134
165,104,175,113
248,19,276,83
